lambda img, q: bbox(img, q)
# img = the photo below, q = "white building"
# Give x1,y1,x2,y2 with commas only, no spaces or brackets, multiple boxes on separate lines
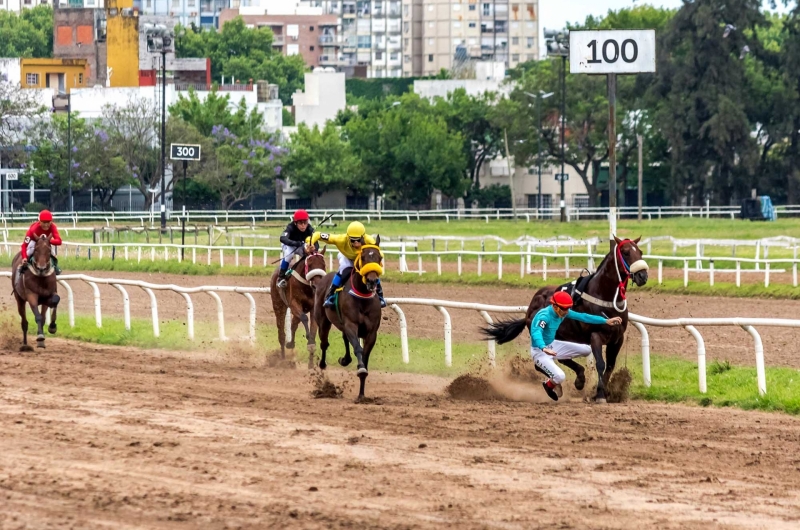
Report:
2,0,54,13
291,68,346,128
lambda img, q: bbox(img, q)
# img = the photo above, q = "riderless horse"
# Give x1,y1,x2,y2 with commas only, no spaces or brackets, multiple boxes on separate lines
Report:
11,235,61,351
313,237,383,402
270,244,327,368
483,236,648,402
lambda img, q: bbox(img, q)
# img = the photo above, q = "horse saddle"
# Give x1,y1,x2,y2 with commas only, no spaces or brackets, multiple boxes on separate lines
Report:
558,269,595,305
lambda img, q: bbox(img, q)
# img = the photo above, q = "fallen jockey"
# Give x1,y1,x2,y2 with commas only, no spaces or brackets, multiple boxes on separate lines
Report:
530,291,622,401
277,209,316,289
20,210,62,275
309,221,386,309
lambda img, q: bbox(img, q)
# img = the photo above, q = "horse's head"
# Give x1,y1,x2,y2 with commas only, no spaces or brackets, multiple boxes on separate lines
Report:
32,235,53,275
356,235,383,293
304,245,327,289
614,236,648,286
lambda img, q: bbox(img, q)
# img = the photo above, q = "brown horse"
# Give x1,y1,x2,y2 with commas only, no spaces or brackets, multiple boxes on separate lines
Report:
270,244,327,368
314,237,383,402
483,236,648,403
11,235,61,351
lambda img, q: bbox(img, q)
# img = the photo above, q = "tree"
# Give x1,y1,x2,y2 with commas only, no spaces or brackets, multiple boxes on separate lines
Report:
258,53,307,105
79,127,135,211
0,6,53,59
0,80,46,147
169,88,266,137
282,122,360,207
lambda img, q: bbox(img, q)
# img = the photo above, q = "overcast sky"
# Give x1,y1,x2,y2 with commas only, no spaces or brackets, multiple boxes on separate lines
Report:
539,0,790,58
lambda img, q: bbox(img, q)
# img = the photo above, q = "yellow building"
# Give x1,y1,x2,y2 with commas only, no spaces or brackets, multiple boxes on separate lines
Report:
20,58,89,93
105,0,140,88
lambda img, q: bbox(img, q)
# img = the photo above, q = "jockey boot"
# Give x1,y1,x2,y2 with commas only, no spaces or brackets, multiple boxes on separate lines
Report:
375,278,386,308
277,260,290,289
324,273,343,308
52,256,62,276
542,380,559,402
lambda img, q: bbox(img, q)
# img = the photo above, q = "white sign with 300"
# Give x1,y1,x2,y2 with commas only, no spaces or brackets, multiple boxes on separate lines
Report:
569,30,656,75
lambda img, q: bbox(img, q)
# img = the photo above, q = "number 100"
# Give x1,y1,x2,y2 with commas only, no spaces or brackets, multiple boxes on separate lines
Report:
587,39,638,64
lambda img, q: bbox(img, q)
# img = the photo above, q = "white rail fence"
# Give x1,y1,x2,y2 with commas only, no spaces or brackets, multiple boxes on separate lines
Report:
3,204,800,226
0,272,781,397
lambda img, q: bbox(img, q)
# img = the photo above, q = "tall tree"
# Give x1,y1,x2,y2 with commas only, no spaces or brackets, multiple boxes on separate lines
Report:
169,88,265,137
0,6,53,59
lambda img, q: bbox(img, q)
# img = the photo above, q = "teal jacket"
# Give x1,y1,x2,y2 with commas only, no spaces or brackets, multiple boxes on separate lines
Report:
530,305,608,349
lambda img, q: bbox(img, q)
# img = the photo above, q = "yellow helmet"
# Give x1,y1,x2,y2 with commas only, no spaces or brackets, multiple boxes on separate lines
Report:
346,221,366,239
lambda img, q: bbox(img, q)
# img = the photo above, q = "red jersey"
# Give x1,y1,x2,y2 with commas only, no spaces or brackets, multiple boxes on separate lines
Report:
22,221,62,259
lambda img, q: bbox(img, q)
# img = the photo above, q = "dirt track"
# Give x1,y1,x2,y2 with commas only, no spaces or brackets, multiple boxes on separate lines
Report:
14,270,800,369
1,339,799,529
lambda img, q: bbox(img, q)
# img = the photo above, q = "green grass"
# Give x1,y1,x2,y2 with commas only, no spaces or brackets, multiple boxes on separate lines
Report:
4,309,800,415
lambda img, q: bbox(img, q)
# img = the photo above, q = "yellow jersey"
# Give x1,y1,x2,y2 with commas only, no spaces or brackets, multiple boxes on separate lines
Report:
310,232,376,260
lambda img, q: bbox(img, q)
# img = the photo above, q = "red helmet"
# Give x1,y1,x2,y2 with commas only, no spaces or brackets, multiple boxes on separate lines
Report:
39,210,53,222
293,209,309,222
551,291,573,309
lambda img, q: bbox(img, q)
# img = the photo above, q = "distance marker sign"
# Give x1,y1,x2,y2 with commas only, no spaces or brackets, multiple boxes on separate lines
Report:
170,143,201,161
569,30,656,74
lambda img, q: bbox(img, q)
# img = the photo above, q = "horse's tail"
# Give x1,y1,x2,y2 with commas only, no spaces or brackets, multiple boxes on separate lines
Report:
481,318,528,345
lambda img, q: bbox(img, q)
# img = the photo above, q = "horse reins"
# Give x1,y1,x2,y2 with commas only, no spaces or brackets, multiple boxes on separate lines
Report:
612,240,633,312
349,244,384,299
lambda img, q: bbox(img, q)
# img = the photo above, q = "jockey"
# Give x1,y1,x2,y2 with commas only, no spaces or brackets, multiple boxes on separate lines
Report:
277,209,316,289
309,220,386,309
531,291,622,401
20,210,63,275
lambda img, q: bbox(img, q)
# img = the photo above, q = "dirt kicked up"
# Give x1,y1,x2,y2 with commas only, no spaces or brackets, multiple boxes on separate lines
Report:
1,339,799,529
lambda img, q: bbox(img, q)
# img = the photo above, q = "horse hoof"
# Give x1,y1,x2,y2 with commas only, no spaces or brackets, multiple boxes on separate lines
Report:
36,334,45,341
319,361,327,370
357,366,367,376
355,395,366,404
48,325,57,335
574,374,586,391
338,356,352,367
286,342,295,350
20,345,34,352
36,342,46,349
595,397,608,404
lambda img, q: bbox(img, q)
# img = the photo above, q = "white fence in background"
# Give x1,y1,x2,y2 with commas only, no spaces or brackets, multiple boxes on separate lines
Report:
3,204,800,226
0,272,782,397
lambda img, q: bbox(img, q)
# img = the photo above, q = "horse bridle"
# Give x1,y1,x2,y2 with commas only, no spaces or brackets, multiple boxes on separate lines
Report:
611,239,648,312
353,245,384,279
303,248,327,282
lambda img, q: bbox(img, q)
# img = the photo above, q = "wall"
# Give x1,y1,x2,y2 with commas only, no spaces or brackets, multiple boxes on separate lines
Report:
0,58,21,85
413,79,508,99
53,8,107,87
20,58,89,93
292,70,345,128
105,0,140,87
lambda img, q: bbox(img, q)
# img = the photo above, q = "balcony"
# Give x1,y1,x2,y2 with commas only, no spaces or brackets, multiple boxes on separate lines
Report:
272,36,285,46
319,35,340,45
320,55,354,66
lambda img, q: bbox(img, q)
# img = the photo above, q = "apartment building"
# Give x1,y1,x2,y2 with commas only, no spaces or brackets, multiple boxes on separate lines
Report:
1,0,53,12
137,0,229,29
402,0,538,77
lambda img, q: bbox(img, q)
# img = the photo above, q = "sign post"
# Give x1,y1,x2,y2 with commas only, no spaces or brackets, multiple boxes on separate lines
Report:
170,143,201,261
570,29,656,244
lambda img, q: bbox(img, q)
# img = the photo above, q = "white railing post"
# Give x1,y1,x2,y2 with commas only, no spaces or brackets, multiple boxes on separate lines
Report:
709,260,714,287
685,325,706,393
207,291,227,341
241,292,256,344
390,304,409,364
683,260,689,287
630,321,650,387
111,284,130,331
437,256,442,276
180,292,194,340
658,260,663,285
497,255,503,280
742,325,766,396
86,281,102,328
765,262,770,287
142,287,159,337
57,279,75,328
736,260,741,287
435,305,452,367
457,254,462,276
479,310,496,367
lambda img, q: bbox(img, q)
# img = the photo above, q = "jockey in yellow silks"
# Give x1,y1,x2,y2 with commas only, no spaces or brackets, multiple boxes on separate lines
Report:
309,221,386,308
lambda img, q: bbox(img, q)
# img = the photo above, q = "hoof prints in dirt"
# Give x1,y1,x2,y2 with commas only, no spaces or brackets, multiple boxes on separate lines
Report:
446,375,503,401
265,352,297,370
606,367,632,403
310,372,346,399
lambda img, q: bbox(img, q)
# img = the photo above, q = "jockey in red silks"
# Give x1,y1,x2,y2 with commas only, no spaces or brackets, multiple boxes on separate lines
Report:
20,210,63,275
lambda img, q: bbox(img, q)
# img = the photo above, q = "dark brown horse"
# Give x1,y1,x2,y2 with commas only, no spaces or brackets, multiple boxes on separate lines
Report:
11,235,60,351
483,236,648,403
270,244,327,368
314,237,383,402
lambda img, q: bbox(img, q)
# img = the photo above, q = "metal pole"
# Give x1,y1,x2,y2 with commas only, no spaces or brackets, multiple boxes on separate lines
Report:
608,73,617,215
559,55,566,222
182,159,188,213
160,48,167,230
537,94,542,211
637,134,643,221
67,95,72,212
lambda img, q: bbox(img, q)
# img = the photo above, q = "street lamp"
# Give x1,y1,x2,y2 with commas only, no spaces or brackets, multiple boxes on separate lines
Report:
144,23,174,230
525,91,554,213
544,28,569,222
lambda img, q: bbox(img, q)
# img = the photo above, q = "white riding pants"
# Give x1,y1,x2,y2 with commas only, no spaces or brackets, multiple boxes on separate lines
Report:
530,340,593,385
282,244,303,262
337,252,353,275
25,241,57,259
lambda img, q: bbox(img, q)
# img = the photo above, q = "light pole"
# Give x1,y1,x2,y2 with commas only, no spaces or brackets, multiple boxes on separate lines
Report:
544,28,569,222
144,23,174,230
525,91,553,212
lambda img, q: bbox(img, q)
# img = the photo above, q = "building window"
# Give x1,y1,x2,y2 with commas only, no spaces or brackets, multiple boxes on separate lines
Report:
26,73,39,86
310,26,314,31
376,51,383,60
78,73,83,84
310,45,315,51
428,4,433,10
527,37,534,48
511,37,518,45
428,38,434,45
526,54,534,60
428,54,433,62
453,21,461,28
187,0,195,5
24,0,32,4
428,21,434,28
172,0,179,7
403,21,409,33
453,3,460,10
512,53,519,61
403,4,408,15
482,3,490,15
146,0,152,7
404,37,408,46
357,35,371,48
469,22,476,28
469,3,475,9
404,54,410,62
390,52,399,60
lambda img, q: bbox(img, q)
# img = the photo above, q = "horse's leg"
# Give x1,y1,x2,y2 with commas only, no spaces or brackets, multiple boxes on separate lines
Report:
318,316,332,370
48,293,60,335
15,294,32,352
559,358,586,390
356,331,378,402
286,314,301,350
590,332,607,403
273,302,287,359
603,337,624,386
307,309,319,370
339,334,352,367
342,323,366,375
26,294,45,346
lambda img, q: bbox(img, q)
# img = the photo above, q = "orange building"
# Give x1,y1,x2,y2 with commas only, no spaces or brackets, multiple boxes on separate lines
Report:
20,58,89,93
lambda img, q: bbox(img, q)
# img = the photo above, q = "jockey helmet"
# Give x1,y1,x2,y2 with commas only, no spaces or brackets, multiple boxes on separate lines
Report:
293,209,309,222
39,210,53,222
551,291,574,310
346,221,366,239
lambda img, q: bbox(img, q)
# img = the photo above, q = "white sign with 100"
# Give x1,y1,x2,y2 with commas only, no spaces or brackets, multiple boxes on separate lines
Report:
569,30,656,74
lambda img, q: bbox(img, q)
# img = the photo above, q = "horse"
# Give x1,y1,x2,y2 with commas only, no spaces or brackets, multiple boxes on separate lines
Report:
269,244,327,368
313,237,383,402
11,235,61,351
482,236,649,403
